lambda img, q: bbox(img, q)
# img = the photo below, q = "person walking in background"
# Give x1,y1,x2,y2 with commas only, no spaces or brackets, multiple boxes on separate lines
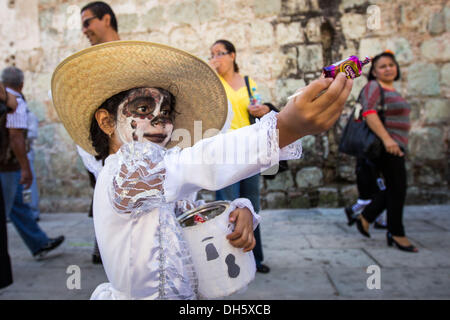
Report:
0,82,18,289
24,95,40,221
77,1,121,264
3,93,40,223
0,67,64,260
209,39,276,273
352,51,418,253
344,155,388,229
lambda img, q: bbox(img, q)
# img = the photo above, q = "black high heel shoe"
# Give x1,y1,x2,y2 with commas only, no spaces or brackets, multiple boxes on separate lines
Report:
344,206,356,226
355,215,370,238
386,232,418,253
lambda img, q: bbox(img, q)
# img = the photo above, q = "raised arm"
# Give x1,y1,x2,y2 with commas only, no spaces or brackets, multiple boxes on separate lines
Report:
111,74,353,210
276,73,353,148
163,74,352,202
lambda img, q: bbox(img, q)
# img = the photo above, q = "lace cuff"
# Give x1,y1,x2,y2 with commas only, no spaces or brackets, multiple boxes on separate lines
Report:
256,111,303,163
280,139,302,160
229,198,261,231
109,141,167,215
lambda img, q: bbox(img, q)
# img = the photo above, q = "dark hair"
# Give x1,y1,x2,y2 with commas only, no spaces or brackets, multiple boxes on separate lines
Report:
213,39,239,73
1,66,24,88
81,1,118,32
263,102,278,112
368,52,401,81
89,88,177,162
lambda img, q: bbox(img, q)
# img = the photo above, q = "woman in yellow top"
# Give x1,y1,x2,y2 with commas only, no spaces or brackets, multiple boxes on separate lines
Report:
209,39,272,273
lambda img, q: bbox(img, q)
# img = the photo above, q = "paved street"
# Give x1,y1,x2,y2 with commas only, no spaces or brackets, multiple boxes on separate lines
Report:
1,205,449,300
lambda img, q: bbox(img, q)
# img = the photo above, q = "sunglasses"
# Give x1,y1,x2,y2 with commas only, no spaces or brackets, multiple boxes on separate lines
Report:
82,16,98,29
208,51,230,60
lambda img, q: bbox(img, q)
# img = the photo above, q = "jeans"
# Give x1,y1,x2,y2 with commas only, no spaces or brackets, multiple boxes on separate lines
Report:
0,171,49,255
27,149,40,220
215,174,264,266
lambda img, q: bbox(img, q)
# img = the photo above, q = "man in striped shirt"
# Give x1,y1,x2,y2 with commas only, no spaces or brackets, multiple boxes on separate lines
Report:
0,66,64,259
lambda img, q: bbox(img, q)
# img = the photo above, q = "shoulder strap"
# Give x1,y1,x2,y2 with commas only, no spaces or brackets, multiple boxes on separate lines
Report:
357,81,386,115
357,81,385,106
376,81,385,110
244,76,257,124
356,86,364,103
244,76,252,98
375,81,386,123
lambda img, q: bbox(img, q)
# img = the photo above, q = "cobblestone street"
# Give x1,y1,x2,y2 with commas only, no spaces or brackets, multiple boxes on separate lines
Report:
1,205,449,300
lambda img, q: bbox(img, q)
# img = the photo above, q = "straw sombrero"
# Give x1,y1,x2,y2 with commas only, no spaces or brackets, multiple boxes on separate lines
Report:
51,41,228,155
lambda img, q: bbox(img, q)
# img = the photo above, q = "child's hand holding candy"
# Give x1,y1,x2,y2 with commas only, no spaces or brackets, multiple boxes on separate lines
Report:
277,72,353,148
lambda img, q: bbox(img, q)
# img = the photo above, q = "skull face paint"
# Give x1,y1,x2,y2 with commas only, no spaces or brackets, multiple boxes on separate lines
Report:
115,87,174,147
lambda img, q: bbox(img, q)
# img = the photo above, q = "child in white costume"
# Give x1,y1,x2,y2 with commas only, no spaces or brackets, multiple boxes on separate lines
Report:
51,41,353,300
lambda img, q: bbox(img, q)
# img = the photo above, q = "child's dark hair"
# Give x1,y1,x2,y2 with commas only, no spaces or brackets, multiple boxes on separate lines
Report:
368,51,401,81
212,39,239,73
89,87,177,162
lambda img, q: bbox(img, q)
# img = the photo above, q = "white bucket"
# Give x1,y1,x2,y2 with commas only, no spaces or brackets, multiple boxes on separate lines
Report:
177,201,256,299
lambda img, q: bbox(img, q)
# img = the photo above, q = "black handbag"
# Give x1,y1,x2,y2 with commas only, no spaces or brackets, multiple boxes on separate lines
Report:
244,76,289,179
338,82,386,160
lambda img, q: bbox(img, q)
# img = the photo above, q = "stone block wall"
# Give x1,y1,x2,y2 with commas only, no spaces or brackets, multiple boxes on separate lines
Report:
0,0,448,212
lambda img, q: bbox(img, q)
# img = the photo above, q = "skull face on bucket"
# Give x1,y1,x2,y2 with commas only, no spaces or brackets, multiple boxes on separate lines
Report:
203,236,240,278
178,201,256,298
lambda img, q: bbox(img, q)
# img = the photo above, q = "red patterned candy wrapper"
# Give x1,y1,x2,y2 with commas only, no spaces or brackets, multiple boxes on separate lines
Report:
194,214,207,224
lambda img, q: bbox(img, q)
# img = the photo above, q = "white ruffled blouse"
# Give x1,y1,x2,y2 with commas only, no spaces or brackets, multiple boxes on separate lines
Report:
90,111,302,300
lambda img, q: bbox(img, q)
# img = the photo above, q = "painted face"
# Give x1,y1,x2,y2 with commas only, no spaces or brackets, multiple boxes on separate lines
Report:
115,87,174,147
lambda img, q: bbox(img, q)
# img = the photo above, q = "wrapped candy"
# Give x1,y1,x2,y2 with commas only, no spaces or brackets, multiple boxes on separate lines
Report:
323,55,372,79
287,55,371,100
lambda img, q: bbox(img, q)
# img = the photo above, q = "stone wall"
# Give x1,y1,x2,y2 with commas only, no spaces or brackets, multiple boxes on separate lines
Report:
0,0,448,212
